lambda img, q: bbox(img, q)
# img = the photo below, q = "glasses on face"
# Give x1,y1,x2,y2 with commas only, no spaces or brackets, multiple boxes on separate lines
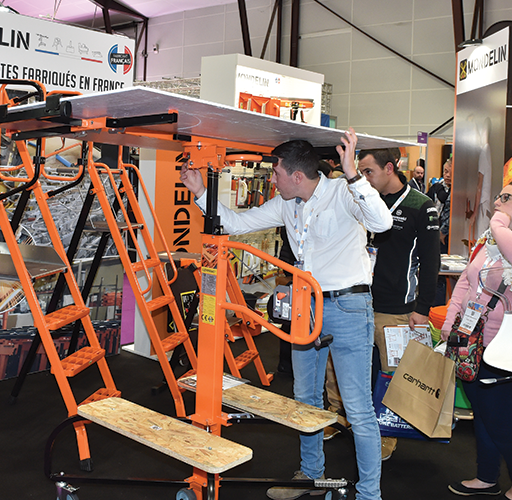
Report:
494,193,512,203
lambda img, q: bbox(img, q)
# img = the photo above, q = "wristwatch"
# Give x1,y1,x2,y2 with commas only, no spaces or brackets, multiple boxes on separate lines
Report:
346,172,362,184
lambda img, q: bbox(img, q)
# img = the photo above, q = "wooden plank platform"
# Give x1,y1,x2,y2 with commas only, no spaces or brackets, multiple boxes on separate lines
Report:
222,383,337,433
77,397,252,474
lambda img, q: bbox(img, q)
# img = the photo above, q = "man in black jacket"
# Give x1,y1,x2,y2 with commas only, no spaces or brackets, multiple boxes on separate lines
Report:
358,149,440,460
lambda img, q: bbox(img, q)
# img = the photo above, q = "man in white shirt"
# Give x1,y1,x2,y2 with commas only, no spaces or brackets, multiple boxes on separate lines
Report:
180,129,392,500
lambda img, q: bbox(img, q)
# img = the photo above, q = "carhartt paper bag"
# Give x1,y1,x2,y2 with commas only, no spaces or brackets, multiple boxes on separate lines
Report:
382,340,455,438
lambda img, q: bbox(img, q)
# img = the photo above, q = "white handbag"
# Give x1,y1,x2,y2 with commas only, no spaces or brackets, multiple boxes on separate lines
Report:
483,311,512,372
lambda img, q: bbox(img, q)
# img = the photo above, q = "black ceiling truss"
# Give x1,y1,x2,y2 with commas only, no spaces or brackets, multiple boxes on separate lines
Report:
88,0,149,80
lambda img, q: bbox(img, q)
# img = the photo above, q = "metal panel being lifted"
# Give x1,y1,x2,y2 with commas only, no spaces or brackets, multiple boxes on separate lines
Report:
4,86,418,151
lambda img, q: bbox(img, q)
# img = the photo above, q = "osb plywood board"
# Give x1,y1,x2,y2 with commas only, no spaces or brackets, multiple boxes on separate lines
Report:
77,397,252,474
222,384,337,432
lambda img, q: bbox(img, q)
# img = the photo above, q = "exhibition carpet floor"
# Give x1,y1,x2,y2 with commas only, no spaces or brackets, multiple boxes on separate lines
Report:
0,331,509,500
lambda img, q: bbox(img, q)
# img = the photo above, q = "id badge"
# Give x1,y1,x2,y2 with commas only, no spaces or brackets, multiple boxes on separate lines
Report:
294,260,304,271
458,300,485,335
367,246,378,274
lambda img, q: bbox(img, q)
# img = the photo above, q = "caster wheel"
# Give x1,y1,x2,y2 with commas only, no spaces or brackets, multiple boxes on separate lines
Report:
176,488,197,500
56,481,80,500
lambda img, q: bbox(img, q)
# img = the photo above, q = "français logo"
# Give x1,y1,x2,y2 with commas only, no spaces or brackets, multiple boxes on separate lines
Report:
108,44,133,74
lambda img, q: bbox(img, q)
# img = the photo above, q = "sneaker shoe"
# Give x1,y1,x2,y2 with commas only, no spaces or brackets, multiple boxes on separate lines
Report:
381,436,397,461
266,470,326,500
448,482,501,496
323,426,340,441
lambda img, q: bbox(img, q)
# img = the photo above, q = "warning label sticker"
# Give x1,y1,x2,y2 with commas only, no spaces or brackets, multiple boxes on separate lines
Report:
201,267,217,296
200,294,216,325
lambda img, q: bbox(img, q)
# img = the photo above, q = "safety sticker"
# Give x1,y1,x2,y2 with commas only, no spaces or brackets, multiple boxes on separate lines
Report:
200,294,216,325
201,267,217,296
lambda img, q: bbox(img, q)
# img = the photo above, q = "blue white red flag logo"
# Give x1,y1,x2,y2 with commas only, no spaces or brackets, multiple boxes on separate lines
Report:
108,44,133,74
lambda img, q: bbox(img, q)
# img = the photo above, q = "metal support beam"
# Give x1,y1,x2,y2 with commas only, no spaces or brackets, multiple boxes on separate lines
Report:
451,0,465,50
276,0,283,63
470,0,485,39
290,0,300,67
260,0,280,59
90,0,147,21
237,0,252,56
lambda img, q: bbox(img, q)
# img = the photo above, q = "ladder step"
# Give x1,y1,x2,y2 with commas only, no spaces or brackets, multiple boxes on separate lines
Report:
79,389,122,406
147,294,175,312
234,350,258,370
44,305,90,331
161,331,190,353
52,346,105,377
177,369,197,393
132,258,161,273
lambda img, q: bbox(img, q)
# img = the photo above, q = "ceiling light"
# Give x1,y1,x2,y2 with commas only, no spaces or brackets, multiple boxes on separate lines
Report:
458,38,483,49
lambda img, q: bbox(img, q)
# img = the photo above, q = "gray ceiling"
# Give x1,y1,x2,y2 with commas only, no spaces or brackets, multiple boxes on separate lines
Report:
8,0,235,25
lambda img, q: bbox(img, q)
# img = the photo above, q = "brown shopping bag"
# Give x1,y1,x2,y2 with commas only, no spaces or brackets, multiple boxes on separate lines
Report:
382,340,456,438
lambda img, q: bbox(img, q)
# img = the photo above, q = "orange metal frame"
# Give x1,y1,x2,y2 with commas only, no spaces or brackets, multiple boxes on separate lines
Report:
1,83,324,499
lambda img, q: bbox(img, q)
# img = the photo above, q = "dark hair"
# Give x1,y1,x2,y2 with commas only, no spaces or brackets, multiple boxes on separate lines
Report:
271,140,319,180
358,149,398,173
317,160,332,177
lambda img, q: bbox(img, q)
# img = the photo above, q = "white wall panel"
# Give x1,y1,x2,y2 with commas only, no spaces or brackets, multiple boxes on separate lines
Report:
184,14,225,45
349,91,411,127
413,17,455,55
350,58,412,93
299,32,352,66
183,43,224,77
304,61,351,94
353,0,413,26
410,89,455,126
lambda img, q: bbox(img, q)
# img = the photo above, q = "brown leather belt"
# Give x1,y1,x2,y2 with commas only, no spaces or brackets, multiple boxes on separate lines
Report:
321,284,370,298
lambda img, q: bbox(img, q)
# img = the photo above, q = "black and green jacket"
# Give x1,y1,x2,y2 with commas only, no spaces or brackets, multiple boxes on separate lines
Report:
370,182,440,316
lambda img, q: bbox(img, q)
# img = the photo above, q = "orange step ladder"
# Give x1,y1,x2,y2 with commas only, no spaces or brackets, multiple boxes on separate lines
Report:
84,144,197,417
169,252,274,386
0,137,120,471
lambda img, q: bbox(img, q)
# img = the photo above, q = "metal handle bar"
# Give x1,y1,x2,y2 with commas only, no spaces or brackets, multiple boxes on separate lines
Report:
90,156,154,296
224,240,323,345
123,162,180,286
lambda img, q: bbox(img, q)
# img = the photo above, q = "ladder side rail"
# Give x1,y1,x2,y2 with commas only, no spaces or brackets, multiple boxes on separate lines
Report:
116,161,198,370
0,140,40,201
122,161,180,286
90,156,153,295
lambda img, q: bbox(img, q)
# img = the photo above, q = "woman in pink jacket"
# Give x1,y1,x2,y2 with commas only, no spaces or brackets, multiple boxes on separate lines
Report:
442,182,512,500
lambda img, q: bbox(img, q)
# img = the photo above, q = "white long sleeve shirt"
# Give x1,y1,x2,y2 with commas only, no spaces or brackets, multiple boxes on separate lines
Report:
196,173,392,291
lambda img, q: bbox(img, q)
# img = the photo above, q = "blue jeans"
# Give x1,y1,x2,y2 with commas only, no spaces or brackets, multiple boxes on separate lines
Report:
292,292,382,500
